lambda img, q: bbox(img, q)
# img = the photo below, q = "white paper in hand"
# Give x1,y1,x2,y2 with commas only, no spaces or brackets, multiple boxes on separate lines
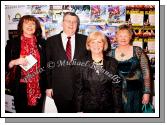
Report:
43,96,58,113
19,54,37,71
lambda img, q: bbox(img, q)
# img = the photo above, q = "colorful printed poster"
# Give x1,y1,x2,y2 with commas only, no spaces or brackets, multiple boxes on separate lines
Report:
51,5,63,24
149,11,155,26
31,5,52,24
62,5,71,13
107,5,126,24
132,26,143,37
147,38,155,54
143,26,155,37
78,24,87,35
103,25,118,49
31,5,49,15
130,10,144,26
6,5,31,25
45,22,62,38
133,38,143,48
84,25,98,35
90,5,107,25
71,5,91,24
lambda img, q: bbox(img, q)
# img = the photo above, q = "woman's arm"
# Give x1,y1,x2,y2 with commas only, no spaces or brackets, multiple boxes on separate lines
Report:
137,47,151,104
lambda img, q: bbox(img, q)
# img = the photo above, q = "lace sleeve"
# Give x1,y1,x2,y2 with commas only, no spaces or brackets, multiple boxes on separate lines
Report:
136,47,151,94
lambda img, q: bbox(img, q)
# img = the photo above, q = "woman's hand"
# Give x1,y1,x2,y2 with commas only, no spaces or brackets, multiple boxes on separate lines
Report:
46,89,53,98
9,58,28,68
142,94,150,104
9,57,28,68
9,60,16,68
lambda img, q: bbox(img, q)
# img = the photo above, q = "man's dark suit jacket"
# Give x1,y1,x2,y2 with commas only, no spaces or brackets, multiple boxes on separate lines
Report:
46,32,87,108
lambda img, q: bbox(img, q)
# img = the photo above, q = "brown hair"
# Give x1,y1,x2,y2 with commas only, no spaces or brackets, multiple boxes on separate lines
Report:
63,12,80,32
17,15,42,38
86,31,108,51
116,24,134,44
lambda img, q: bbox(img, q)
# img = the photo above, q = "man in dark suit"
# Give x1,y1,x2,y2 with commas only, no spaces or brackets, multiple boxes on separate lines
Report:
46,12,87,113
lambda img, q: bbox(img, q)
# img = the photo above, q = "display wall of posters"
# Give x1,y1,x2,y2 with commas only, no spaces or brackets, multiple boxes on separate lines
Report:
4,3,158,118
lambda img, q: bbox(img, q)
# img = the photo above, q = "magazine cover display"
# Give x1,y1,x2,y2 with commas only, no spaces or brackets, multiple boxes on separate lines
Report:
5,5,155,114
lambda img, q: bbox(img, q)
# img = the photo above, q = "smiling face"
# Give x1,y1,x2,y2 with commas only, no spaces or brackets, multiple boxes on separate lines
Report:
62,15,78,36
22,20,36,37
116,29,132,46
89,37,104,55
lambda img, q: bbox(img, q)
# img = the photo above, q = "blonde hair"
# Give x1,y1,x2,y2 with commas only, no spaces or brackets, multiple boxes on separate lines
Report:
86,31,108,51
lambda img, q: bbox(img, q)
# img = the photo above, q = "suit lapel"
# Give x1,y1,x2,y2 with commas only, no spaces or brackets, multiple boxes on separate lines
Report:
73,34,79,59
57,33,68,60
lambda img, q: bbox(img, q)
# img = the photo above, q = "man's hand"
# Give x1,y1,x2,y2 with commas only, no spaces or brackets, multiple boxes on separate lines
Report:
46,89,53,98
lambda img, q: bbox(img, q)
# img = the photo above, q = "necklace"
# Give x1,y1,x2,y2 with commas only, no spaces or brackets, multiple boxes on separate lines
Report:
93,60,103,65
120,53,125,58
93,60,103,75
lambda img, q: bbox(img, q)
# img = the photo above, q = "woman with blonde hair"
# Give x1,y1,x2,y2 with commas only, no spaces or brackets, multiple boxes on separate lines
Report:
74,31,122,113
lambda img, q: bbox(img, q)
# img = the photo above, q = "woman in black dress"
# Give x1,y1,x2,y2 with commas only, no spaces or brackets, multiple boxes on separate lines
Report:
74,31,122,113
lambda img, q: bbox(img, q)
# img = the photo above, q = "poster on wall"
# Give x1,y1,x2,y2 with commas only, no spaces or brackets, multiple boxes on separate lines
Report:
90,5,107,25
70,5,91,24
6,5,31,27
107,5,126,25
5,5,31,41
3,2,159,119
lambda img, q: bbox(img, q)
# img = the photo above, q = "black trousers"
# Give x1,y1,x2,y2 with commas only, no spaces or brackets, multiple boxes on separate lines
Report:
55,100,76,113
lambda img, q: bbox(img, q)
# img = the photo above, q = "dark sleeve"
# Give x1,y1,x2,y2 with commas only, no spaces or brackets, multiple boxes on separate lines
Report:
78,34,88,59
136,47,151,94
112,83,122,113
5,40,12,72
82,35,88,57
38,38,47,93
45,38,53,89
110,58,123,113
73,66,84,112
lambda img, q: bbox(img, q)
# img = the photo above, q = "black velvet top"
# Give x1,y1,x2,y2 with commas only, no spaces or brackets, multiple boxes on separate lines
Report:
73,55,122,113
107,46,151,94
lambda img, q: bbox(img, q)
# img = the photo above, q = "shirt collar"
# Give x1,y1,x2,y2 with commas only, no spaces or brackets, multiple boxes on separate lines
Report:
61,32,75,40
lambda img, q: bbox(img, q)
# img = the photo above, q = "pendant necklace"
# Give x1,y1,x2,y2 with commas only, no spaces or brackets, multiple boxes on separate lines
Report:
120,53,125,58
93,60,103,75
